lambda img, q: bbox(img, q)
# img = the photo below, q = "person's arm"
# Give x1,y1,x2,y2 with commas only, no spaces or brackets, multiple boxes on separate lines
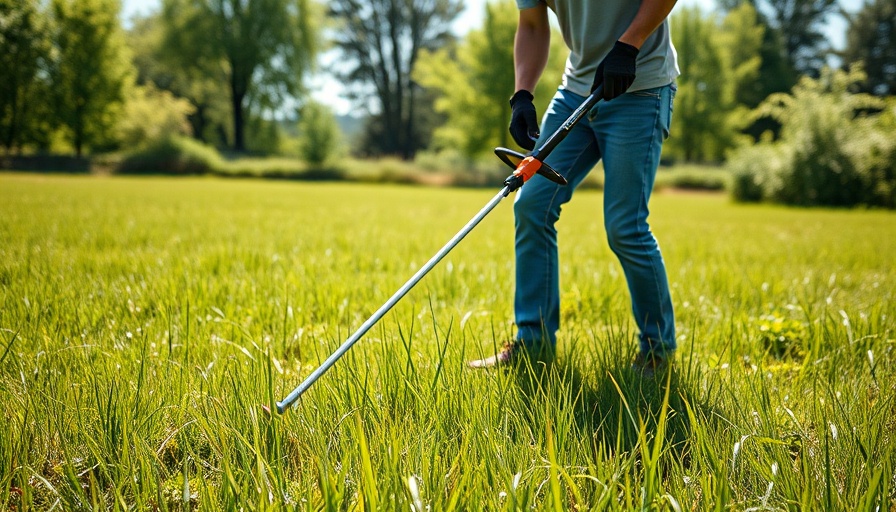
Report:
618,0,678,50
592,0,678,99
514,4,551,93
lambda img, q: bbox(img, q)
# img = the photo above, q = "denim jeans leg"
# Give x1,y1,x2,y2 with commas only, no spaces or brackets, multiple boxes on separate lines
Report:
592,85,677,355
513,88,600,348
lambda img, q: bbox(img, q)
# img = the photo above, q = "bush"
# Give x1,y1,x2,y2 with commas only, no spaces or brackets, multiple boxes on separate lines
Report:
297,101,342,168
729,142,790,202
117,136,223,175
731,167,764,202
728,68,896,208
655,166,730,191
117,85,194,149
847,99,896,208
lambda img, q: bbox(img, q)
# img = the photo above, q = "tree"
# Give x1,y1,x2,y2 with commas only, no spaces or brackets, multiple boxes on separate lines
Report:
414,1,515,158
718,0,798,139
762,0,840,77
329,0,463,159
414,0,566,159
842,0,896,96
127,12,230,147
297,100,342,167
117,84,195,148
666,7,743,162
161,0,318,152
50,0,132,157
753,16,798,100
730,68,895,208
0,0,52,154
717,2,766,108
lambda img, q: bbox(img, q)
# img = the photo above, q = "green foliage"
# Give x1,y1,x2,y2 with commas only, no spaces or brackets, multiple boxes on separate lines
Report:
160,0,319,152
854,98,896,208
117,84,195,148
666,7,747,163
297,100,342,168
117,135,223,174
718,0,798,140
752,0,839,78
717,3,765,108
843,0,896,96
127,11,231,148
729,68,896,208
1,177,894,509
0,0,53,153
730,143,785,202
414,0,567,159
329,0,462,159
243,115,283,156
654,166,731,191
757,313,808,358
414,1,513,159
49,0,133,157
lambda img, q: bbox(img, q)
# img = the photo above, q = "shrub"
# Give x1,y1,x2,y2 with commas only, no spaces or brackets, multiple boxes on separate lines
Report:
729,142,790,202
731,167,764,202
729,68,896,208
117,85,194,149
117,136,223,175
846,99,896,208
297,101,342,168
414,149,473,174
655,166,730,191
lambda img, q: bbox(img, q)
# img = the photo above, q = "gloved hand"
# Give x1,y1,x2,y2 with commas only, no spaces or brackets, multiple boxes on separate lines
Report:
508,90,540,150
591,41,639,101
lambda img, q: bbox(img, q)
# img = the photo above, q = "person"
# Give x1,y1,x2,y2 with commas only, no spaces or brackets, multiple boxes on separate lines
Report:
468,0,679,374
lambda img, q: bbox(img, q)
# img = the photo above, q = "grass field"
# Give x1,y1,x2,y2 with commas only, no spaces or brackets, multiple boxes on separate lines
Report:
1,173,894,510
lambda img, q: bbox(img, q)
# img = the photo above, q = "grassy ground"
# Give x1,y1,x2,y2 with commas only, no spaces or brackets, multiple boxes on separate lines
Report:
1,174,893,510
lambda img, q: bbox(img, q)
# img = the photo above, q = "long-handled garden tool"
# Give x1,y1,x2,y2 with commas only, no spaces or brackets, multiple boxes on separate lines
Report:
276,85,604,413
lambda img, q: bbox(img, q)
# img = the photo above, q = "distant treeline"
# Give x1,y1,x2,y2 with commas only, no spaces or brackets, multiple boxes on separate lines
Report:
1,0,895,206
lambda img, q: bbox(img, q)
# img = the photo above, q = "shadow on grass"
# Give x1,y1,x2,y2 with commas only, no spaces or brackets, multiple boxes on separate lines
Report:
509,346,728,471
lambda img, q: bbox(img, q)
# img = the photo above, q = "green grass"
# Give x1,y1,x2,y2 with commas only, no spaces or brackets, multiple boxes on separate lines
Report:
0,173,894,510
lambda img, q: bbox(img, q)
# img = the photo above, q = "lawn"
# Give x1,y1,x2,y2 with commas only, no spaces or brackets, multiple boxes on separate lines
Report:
1,174,893,510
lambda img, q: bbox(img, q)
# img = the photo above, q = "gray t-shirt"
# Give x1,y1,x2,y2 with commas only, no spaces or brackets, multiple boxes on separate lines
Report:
516,0,679,96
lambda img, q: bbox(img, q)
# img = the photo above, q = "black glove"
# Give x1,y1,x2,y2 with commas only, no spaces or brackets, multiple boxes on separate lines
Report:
591,41,639,101
508,90,540,150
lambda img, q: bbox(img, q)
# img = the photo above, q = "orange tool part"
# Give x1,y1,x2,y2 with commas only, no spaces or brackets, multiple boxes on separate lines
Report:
513,156,543,183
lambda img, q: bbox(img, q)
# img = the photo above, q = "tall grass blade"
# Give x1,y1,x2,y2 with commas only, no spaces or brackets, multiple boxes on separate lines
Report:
354,413,379,510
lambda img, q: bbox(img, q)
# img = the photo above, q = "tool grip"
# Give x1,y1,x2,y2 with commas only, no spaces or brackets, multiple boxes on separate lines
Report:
498,84,603,192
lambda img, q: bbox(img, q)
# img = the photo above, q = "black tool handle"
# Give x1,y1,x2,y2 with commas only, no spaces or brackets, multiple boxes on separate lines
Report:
530,84,602,162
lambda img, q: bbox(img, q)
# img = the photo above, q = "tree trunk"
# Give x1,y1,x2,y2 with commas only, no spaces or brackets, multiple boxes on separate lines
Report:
405,83,415,160
232,86,245,152
389,0,405,156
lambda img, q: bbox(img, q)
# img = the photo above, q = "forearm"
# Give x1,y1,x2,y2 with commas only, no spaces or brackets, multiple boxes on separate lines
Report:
618,0,678,49
514,7,551,93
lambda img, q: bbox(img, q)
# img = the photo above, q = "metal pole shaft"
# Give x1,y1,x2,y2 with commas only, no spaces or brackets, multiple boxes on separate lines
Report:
277,185,512,412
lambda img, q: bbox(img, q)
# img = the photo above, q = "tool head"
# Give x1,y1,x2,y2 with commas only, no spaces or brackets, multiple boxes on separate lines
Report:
494,147,567,186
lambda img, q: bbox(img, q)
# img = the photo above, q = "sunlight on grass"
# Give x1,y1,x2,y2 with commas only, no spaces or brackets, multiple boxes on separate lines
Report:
0,174,893,509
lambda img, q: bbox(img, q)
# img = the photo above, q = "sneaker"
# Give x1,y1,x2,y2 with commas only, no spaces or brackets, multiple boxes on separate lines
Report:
631,351,675,378
467,341,554,369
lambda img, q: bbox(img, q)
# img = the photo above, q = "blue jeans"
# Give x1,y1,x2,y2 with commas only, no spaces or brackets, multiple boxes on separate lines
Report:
513,84,676,357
